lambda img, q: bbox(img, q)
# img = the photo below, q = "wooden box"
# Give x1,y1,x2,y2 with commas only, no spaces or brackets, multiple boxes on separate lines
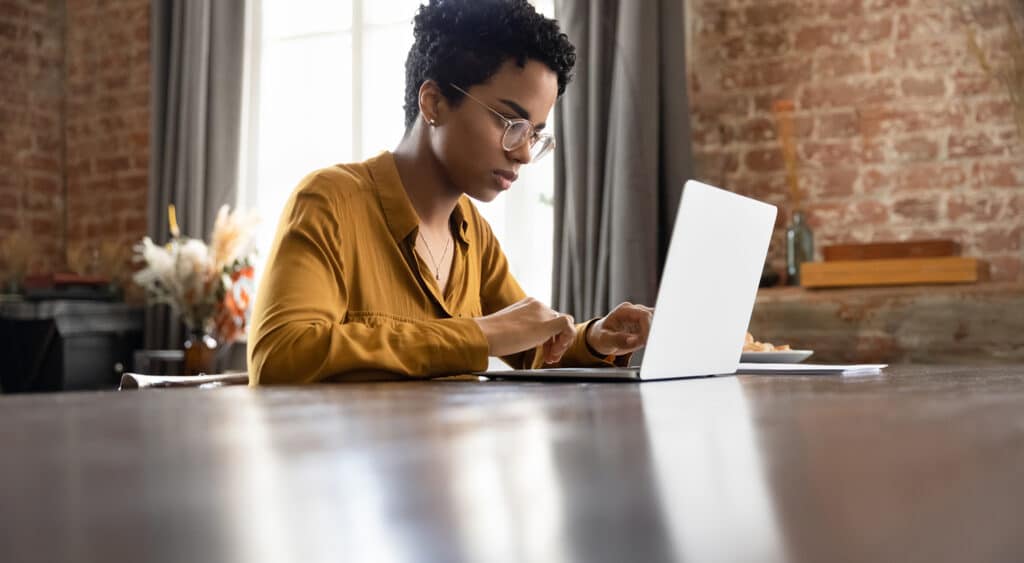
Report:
800,257,986,288
822,239,958,261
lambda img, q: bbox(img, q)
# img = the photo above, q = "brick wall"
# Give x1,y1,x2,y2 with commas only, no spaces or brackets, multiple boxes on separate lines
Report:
0,0,65,277
0,0,149,288
65,0,149,285
688,0,1024,282
5,0,1021,289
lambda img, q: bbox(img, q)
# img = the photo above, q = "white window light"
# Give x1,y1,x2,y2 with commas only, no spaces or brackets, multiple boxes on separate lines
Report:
238,0,557,306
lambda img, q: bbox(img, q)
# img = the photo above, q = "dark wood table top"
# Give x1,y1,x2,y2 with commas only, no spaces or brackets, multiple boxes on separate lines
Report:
2,365,1023,563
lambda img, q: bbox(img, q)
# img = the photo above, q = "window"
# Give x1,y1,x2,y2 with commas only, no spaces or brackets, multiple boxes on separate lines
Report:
238,0,557,305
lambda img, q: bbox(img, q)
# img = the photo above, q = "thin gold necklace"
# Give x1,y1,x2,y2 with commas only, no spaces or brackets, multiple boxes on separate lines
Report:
417,230,452,281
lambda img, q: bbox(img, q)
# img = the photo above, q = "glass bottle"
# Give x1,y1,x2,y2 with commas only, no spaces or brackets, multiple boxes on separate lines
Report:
786,210,814,286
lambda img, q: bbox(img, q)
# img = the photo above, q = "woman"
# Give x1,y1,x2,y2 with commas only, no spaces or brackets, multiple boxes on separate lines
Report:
248,0,653,384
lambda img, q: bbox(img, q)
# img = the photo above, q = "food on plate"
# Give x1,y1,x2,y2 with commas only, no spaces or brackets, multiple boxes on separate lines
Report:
743,331,791,352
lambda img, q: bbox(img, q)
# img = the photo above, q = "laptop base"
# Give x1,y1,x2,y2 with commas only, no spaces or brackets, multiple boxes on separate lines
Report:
478,367,641,381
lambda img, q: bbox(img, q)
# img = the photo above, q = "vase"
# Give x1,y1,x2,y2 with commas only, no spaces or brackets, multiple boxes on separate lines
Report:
183,329,218,375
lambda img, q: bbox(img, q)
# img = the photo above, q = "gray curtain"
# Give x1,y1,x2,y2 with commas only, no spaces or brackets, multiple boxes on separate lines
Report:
552,0,693,320
146,0,247,349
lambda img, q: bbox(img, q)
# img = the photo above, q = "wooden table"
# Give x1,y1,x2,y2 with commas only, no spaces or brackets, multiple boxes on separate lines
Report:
2,365,1023,562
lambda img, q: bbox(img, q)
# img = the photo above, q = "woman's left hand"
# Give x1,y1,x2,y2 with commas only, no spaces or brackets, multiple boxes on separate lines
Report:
586,302,654,357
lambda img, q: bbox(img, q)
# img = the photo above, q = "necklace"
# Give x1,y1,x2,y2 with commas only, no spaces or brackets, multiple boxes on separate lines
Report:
417,230,452,281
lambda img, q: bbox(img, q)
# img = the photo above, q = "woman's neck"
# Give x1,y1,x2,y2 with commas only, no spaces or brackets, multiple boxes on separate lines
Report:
392,125,461,235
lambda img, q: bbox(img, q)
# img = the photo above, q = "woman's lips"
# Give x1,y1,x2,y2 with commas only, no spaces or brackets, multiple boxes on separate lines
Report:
492,170,517,190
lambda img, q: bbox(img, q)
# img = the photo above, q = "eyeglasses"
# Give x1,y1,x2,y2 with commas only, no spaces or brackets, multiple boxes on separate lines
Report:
449,83,555,162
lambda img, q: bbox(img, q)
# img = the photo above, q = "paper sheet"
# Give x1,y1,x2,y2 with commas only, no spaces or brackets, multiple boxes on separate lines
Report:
736,363,887,377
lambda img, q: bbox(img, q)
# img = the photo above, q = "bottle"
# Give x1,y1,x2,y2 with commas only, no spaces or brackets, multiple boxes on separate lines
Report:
786,210,813,286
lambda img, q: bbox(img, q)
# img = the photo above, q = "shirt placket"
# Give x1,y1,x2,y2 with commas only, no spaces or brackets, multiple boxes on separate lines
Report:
405,232,458,318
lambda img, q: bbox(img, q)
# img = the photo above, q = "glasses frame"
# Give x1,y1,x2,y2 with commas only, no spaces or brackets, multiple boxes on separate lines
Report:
448,83,555,162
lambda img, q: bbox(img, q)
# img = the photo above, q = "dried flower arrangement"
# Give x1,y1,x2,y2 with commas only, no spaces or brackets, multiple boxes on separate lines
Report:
133,205,259,344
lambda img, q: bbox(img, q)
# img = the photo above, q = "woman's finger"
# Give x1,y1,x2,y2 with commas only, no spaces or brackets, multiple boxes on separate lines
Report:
543,313,573,336
607,330,640,352
636,308,651,339
543,320,575,363
552,329,573,362
541,339,555,364
619,306,652,338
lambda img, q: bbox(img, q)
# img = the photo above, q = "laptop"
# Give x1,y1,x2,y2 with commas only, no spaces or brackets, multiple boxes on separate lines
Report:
479,179,778,382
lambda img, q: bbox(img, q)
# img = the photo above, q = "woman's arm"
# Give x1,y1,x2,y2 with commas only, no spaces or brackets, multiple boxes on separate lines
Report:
247,184,490,384
472,205,623,369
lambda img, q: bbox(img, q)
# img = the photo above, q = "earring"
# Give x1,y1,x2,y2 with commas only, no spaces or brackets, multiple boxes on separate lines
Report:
428,118,437,126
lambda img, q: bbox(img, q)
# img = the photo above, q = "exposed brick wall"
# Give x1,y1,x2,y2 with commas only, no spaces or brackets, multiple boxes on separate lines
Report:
689,0,1024,282
64,0,149,285
0,0,148,288
0,0,66,277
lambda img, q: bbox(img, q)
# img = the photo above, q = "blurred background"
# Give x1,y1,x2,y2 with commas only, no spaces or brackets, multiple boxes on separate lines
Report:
0,0,1021,392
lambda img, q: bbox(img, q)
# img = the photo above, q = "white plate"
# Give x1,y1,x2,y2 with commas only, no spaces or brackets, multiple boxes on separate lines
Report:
740,350,814,363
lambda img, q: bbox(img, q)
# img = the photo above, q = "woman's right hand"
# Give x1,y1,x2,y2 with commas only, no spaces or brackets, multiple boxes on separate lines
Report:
472,297,575,363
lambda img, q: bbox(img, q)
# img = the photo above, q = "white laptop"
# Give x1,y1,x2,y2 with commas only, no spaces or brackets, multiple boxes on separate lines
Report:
480,179,778,382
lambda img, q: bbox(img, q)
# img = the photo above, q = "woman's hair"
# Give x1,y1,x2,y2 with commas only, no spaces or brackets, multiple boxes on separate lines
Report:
403,0,576,130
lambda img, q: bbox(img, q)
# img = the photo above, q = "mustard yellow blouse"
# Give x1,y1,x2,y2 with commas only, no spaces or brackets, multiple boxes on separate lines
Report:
247,152,616,384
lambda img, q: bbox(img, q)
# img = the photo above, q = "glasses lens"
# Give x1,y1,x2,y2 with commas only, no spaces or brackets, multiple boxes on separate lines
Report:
530,135,555,161
502,122,532,151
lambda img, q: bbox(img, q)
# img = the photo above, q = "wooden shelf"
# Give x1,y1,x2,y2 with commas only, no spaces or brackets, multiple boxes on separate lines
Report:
750,282,1024,365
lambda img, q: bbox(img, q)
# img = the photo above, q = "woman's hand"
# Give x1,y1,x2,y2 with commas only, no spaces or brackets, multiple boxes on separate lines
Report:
473,297,576,363
587,302,654,357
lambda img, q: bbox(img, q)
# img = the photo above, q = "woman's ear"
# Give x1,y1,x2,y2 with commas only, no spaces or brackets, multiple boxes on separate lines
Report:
418,80,444,127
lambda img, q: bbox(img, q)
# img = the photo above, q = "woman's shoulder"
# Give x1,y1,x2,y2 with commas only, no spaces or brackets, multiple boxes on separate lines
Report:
293,161,375,201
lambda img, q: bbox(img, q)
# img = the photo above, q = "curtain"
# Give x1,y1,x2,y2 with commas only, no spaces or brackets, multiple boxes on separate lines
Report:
146,0,247,350
552,0,694,320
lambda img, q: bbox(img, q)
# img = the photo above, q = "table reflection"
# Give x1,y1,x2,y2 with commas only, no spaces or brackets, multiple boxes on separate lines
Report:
734,373,1024,563
641,377,788,563
222,378,787,563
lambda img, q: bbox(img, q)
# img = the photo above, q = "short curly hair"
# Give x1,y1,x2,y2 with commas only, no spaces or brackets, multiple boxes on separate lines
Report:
403,0,576,130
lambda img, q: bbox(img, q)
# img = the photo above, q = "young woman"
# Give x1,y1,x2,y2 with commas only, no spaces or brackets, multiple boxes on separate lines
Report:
248,0,653,384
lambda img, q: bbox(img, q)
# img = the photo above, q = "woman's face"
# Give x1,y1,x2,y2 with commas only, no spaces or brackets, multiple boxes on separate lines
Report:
430,59,559,202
